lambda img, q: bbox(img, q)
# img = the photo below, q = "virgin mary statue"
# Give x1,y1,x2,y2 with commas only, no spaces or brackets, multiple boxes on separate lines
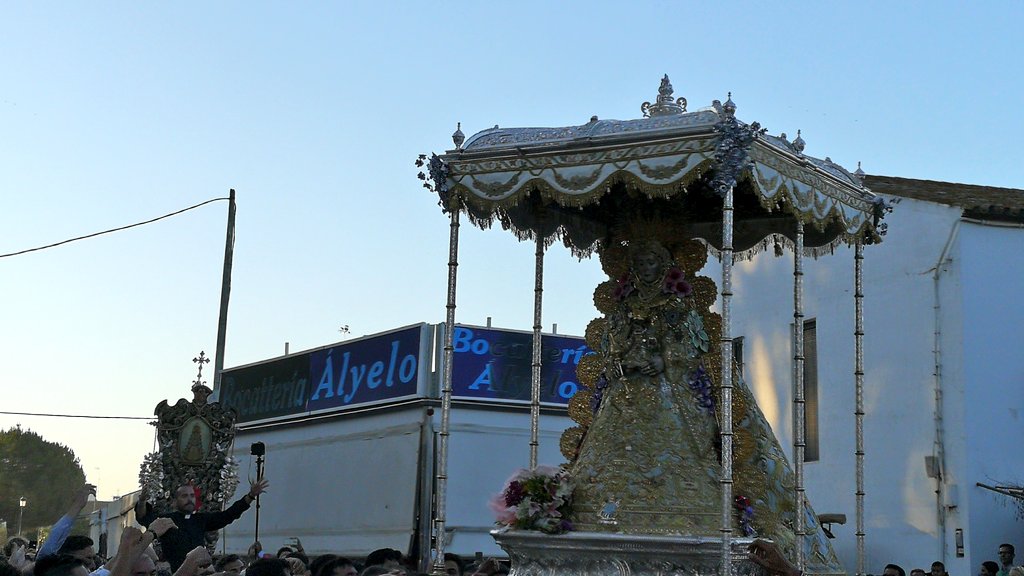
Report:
570,238,723,534
566,236,841,571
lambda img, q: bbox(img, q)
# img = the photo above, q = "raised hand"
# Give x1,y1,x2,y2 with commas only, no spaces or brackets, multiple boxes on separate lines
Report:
185,546,212,567
109,526,156,576
9,544,28,570
68,483,98,514
247,541,262,559
149,517,177,537
173,546,213,576
747,539,800,576
247,478,269,499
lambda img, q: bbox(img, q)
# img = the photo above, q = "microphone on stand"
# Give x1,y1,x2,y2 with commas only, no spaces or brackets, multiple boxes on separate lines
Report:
251,442,266,548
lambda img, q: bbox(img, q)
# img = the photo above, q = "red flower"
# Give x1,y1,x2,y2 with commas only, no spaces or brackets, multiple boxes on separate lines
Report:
662,267,692,297
504,480,525,506
615,273,635,301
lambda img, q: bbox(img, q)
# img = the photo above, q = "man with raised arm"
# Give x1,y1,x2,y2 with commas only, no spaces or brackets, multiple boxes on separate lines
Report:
37,484,97,561
134,479,269,572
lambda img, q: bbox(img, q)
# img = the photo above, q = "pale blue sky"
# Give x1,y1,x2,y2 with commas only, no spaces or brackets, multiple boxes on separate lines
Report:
2,2,1021,500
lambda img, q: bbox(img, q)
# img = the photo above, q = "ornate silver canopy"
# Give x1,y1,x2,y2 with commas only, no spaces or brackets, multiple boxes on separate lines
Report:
427,77,886,258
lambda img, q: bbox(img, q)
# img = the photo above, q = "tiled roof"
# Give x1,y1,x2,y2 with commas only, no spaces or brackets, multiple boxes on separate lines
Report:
864,174,1024,222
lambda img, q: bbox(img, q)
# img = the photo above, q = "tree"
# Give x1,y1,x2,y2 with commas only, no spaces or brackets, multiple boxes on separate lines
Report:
0,426,86,538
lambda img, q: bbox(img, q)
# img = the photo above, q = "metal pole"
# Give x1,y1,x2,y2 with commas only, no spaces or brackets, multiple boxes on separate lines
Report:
431,202,461,576
529,235,545,469
793,222,806,571
854,241,866,576
253,453,264,546
213,189,236,396
17,502,25,536
720,185,735,576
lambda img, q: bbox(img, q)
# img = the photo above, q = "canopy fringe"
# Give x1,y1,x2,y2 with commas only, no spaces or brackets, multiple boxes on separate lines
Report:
701,233,849,263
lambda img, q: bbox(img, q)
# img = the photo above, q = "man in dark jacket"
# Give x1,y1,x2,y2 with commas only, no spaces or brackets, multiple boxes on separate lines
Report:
134,479,269,571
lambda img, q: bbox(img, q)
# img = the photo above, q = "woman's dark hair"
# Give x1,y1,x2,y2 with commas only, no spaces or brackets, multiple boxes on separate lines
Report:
3,537,30,559
58,536,94,555
365,549,401,567
444,553,464,575
313,557,355,576
984,562,1000,576
247,559,290,576
215,554,243,572
309,555,339,576
33,554,85,576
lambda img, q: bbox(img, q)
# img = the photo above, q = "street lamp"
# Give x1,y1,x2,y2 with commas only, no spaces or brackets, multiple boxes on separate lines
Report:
18,497,26,536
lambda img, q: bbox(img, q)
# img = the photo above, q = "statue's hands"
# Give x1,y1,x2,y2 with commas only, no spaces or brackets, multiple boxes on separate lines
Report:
639,355,665,376
248,478,269,499
149,517,177,537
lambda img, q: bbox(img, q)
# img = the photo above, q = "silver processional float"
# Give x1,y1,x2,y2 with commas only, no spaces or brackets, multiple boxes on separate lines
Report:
419,76,889,576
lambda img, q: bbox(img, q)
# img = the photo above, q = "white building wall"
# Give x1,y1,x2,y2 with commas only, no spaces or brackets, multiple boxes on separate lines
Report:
226,408,427,558
220,403,575,563
442,405,573,557
708,196,966,573
958,221,1024,566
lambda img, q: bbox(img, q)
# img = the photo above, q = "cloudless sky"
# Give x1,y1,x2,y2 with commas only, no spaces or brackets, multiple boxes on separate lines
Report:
2,2,1021,501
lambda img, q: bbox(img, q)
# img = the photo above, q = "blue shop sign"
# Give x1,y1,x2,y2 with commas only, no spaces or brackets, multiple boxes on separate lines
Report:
450,325,592,405
221,324,426,423
307,325,423,413
220,354,310,423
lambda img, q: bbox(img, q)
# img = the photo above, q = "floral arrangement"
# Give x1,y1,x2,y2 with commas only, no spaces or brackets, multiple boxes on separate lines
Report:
489,465,575,534
735,494,756,536
687,364,716,415
615,267,693,302
662,267,693,297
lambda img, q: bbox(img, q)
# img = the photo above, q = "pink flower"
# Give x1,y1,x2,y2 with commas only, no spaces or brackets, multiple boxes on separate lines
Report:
488,493,517,524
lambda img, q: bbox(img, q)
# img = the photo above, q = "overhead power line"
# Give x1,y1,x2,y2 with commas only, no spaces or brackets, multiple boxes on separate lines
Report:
0,196,230,259
0,410,152,420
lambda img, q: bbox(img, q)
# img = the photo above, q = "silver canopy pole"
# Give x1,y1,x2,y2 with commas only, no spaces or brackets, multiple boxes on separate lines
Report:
719,184,735,576
793,221,806,570
529,235,545,468
431,201,461,576
854,241,866,576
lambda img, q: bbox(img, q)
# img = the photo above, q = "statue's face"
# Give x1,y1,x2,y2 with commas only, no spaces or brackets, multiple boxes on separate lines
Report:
634,251,662,284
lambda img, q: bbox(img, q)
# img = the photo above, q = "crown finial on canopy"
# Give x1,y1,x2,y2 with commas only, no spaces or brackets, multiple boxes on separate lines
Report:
854,161,866,183
722,92,736,117
641,74,687,118
792,129,805,154
452,122,465,150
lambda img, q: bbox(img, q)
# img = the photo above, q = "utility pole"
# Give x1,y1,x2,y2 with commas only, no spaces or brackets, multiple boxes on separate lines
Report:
213,189,236,398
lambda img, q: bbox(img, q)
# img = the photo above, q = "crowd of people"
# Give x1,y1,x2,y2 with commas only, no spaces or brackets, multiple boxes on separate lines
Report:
2,483,1020,576
0,483,505,576
876,548,1024,576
